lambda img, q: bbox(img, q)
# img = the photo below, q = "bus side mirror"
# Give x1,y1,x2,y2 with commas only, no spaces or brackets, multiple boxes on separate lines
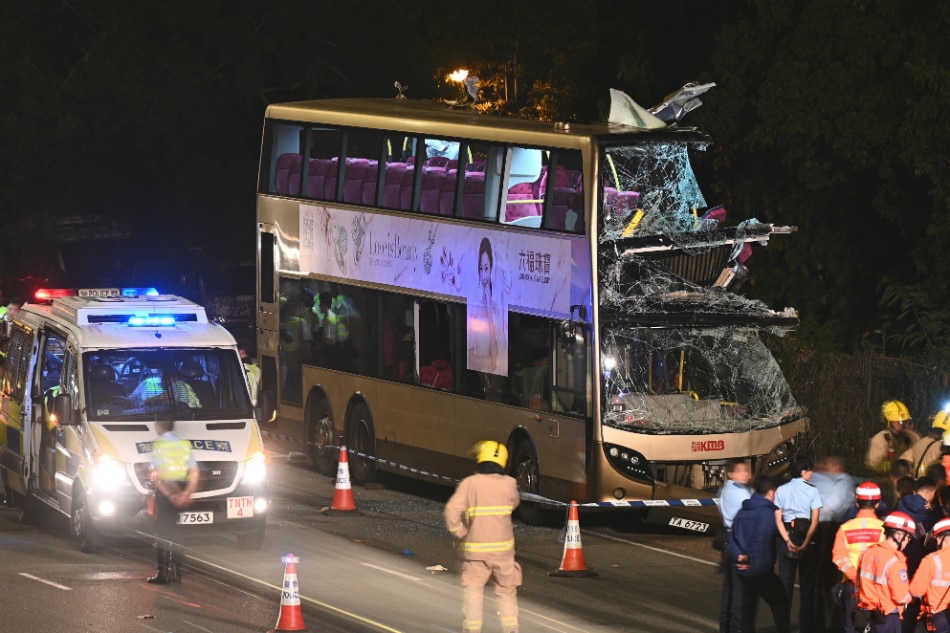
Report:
257,390,276,424
54,393,79,426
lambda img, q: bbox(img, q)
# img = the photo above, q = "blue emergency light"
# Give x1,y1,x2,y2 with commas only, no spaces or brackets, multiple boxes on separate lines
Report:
128,315,176,327
121,287,159,297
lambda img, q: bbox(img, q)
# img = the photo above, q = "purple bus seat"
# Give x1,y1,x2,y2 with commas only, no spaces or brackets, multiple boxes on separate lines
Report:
382,163,407,208
419,170,445,214
275,153,302,195
306,158,332,199
504,182,542,222
398,165,416,210
360,161,379,205
460,172,486,219
342,158,369,204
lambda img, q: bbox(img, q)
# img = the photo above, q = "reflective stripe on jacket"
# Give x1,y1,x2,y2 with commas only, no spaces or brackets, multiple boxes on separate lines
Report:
910,548,950,612
444,472,520,559
858,544,911,614
153,437,192,481
833,510,885,583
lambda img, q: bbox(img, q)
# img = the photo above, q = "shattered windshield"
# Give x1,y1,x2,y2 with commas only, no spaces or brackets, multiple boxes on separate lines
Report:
84,348,252,421
601,326,797,435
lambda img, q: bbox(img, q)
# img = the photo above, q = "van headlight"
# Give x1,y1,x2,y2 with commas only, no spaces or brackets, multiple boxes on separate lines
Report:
91,455,128,491
241,452,267,485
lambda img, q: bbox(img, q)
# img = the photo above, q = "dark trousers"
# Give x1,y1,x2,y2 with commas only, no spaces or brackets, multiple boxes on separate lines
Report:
739,571,791,633
871,612,902,633
842,581,860,633
817,522,843,632
780,533,819,633
719,548,743,633
934,609,950,633
154,482,183,570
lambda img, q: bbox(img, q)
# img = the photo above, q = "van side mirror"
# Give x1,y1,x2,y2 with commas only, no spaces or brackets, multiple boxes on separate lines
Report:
257,390,276,424
53,393,79,426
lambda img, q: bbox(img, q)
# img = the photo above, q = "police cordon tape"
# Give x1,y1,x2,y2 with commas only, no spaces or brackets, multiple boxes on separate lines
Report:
261,430,721,510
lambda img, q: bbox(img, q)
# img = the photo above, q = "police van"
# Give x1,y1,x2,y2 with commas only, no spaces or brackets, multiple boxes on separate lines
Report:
0,288,269,551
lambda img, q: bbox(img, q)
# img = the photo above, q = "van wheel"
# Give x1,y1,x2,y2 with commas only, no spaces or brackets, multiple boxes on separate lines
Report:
346,403,376,485
308,400,337,477
511,438,547,525
236,524,266,550
71,489,100,553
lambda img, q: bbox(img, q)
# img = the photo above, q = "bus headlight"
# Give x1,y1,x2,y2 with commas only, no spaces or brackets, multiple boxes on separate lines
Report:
241,452,267,485
91,455,128,491
604,443,653,481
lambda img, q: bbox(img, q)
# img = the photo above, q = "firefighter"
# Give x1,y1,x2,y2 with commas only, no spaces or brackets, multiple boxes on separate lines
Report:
147,415,199,584
855,511,917,633
444,440,522,633
832,481,886,633
910,517,950,633
901,410,950,477
867,400,921,476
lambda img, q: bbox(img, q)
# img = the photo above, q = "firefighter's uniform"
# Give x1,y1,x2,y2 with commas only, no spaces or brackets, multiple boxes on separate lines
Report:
445,441,522,633
856,512,916,633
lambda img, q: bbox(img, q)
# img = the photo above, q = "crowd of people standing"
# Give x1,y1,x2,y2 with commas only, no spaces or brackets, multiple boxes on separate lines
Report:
719,400,950,633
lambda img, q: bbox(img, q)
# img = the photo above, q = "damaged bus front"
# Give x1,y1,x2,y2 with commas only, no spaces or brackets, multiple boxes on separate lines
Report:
591,135,808,531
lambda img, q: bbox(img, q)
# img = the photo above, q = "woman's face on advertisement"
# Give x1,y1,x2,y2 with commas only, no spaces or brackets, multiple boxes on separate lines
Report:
479,251,491,290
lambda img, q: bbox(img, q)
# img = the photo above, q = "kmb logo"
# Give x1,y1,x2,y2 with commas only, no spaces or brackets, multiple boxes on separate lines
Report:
691,440,725,452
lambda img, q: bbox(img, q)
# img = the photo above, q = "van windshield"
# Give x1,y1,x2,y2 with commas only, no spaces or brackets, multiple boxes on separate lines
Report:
83,348,252,421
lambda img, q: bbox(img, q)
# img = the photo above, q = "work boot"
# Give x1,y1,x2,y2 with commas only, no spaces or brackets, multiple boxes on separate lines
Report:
146,569,169,584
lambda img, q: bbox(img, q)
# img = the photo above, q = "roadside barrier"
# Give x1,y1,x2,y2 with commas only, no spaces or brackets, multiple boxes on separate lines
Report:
267,553,308,633
321,445,361,515
262,430,721,510
549,500,597,578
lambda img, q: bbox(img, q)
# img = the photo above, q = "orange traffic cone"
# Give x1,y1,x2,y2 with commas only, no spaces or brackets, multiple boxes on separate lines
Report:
549,500,597,577
267,554,308,633
321,445,361,515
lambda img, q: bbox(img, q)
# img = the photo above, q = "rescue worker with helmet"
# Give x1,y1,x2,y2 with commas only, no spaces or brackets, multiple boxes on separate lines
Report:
147,415,199,584
444,440,522,633
910,517,950,633
867,400,921,476
832,481,886,633
856,511,917,632
901,410,950,477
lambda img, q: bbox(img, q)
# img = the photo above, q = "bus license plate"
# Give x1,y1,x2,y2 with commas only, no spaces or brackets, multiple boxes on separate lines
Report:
178,511,214,525
668,517,709,533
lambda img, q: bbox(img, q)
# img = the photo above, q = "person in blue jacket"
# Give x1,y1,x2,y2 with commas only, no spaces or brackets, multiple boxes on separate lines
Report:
729,475,792,633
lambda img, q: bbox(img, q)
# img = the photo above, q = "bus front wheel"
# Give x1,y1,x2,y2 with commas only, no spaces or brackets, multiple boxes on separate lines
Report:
511,438,546,525
308,399,337,477
346,403,376,485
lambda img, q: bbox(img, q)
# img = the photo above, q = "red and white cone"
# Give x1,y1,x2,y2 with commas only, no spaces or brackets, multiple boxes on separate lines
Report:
321,445,361,515
549,500,597,577
267,554,308,632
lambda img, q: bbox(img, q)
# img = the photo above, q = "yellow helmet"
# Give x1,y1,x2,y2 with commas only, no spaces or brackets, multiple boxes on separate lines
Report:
932,410,950,433
472,440,508,468
882,399,911,424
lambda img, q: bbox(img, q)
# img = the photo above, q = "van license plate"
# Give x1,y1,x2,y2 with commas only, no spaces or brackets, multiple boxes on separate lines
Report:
668,517,709,532
178,511,214,525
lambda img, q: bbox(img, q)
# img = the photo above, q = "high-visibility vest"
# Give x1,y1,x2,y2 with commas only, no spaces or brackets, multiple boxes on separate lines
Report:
833,512,884,582
152,437,192,481
244,361,261,406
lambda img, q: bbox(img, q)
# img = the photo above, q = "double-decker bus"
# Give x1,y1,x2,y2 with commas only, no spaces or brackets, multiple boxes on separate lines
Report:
254,96,806,529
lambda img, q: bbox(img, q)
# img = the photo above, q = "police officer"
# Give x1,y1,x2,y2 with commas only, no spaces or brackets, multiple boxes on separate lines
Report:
868,400,921,476
856,511,916,633
444,441,522,633
148,415,199,584
832,482,886,633
238,340,261,408
775,455,823,633
910,517,950,633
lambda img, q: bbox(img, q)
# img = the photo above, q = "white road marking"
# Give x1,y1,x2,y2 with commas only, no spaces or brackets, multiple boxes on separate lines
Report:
183,621,216,633
361,562,424,582
19,572,72,590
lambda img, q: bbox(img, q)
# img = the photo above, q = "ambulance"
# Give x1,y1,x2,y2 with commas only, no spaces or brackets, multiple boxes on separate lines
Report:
0,288,269,552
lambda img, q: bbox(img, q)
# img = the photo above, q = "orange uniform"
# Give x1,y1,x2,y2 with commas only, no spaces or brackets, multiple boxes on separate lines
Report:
910,548,950,613
858,544,912,615
833,510,885,583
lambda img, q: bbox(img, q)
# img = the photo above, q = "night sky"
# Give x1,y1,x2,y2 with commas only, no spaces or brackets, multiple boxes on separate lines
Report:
3,0,949,354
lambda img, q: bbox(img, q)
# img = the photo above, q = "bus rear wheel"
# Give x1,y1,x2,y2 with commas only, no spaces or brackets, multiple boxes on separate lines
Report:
308,400,337,477
511,438,547,525
346,403,376,485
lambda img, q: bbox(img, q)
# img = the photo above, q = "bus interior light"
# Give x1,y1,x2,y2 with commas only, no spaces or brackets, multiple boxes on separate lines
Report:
128,315,176,327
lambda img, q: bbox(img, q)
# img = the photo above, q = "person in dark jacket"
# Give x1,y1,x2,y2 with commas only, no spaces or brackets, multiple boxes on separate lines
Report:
729,475,792,633
895,476,939,633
